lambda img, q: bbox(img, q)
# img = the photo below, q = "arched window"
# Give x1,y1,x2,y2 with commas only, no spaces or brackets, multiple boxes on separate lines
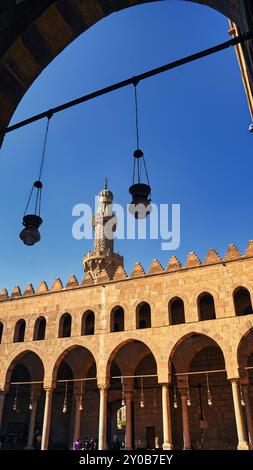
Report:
13,319,26,343
0,322,3,343
136,302,151,329
81,310,95,336
59,313,72,338
198,292,216,321
33,316,46,340
233,287,252,316
110,306,124,332
169,297,185,325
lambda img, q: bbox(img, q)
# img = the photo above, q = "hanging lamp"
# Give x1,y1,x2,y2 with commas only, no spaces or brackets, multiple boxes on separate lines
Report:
19,111,52,246
186,376,191,407
140,377,145,408
29,384,34,411
13,384,19,412
62,380,68,414
129,81,152,220
79,380,84,412
239,382,245,407
121,377,126,407
206,374,213,406
173,385,178,409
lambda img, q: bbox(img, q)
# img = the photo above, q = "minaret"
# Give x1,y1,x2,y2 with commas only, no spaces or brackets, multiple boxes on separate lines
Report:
83,179,124,281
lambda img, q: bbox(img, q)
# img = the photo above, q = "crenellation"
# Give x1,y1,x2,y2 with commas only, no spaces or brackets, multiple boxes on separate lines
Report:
166,255,181,271
245,240,253,257
131,262,145,278
185,251,201,268
0,288,8,301
147,259,164,275
204,247,222,265
51,277,63,291
36,280,49,294
224,243,242,261
10,286,21,299
23,283,35,297
65,274,79,289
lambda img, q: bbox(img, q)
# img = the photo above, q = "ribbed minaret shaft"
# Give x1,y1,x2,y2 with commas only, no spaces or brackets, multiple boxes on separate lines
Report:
83,181,123,282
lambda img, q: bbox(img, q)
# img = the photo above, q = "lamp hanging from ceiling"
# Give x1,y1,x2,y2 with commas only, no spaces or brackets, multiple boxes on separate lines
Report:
173,385,178,409
121,377,125,407
13,384,19,412
186,376,191,407
129,81,152,220
62,380,68,414
29,384,34,411
19,111,52,246
206,374,213,406
140,377,145,408
239,382,245,407
79,380,84,411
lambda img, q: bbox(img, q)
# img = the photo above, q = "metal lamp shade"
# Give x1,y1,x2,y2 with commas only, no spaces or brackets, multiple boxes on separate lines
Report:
129,183,152,219
19,214,43,246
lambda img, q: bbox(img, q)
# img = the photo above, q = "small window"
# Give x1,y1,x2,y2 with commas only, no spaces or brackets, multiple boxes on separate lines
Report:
169,297,185,325
0,322,3,344
59,313,72,338
110,306,124,333
198,293,216,321
33,316,46,340
13,319,26,343
81,310,95,336
136,302,151,329
233,287,252,316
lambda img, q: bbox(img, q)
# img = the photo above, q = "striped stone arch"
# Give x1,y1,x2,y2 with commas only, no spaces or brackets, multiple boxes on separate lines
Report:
0,0,249,133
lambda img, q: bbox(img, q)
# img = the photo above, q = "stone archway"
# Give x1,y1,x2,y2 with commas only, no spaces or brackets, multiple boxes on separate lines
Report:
0,0,252,133
49,345,98,449
237,328,253,448
106,339,159,450
0,351,44,450
169,332,248,450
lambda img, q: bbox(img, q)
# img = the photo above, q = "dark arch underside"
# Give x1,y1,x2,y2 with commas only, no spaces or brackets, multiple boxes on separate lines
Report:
0,0,253,133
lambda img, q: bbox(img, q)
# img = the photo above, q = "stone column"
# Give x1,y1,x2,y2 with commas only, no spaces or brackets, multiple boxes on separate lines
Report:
41,388,53,450
125,392,133,449
98,384,108,450
242,385,253,449
26,397,39,449
0,390,6,431
73,396,82,440
180,389,191,450
161,384,173,450
230,379,249,450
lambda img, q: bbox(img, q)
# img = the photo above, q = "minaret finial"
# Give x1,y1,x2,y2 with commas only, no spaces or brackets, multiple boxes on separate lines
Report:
104,177,108,190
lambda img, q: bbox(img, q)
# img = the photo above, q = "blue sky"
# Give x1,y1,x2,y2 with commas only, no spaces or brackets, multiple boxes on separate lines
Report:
0,0,252,293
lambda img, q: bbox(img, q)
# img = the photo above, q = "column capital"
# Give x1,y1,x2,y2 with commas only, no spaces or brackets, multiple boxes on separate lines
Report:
230,378,240,385
43,386,54,394
98,383,108,391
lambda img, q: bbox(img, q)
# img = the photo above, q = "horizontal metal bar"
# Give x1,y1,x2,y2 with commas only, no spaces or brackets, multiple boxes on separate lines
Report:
57,377,96,383
10,380,43,385
1,30,253,137
175,369,226,376
111,374,157,379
